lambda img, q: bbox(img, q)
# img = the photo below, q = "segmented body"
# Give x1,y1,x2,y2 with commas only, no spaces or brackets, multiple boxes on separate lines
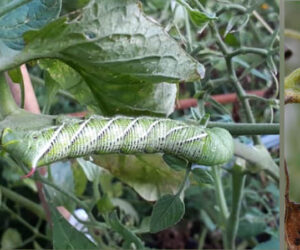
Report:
1,116,234,169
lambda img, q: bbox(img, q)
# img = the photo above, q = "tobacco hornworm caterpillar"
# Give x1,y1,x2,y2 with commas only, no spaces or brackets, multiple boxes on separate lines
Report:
0,115,234,174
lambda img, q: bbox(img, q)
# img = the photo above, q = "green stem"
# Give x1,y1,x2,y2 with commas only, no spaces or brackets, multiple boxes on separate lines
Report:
1,186,46,220
36,175,89,211
0,0,32,18
209,22,261,144
212,166,229,248
20,80,25,109
212,166,229,226
228,47,270,58
90,176,101,210
2,203,50,240
216,4,247,15
198,227,208,250
184,8,192,52
0,73,19,119
36,174,104,228
176,163,192,196
207,122,279,135
227,59,261,144
192,0,205,11
243,94,275,104
30,74,76,101
226,165,246,249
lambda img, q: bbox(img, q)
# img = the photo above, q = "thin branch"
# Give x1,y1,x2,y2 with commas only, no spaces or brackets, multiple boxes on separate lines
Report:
207,122,279,135
1,186,46,219
35,175,89,211
252,10,278,41
1,203,49,240
225,165,246,249
228,47,270,58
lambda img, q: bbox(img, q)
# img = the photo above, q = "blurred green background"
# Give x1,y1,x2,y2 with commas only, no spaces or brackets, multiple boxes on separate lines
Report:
285,1,300,202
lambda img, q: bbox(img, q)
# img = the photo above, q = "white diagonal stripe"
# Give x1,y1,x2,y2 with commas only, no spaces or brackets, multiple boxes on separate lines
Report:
32,123,65,169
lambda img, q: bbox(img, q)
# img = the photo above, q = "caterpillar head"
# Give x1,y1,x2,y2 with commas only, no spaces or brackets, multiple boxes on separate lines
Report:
198,127,234,165
0,128,39,168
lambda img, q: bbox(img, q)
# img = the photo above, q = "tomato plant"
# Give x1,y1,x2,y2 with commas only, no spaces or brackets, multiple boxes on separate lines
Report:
0,0,279,249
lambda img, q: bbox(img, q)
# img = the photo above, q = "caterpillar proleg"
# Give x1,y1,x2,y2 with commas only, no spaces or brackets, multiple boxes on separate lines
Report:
0,116,234,175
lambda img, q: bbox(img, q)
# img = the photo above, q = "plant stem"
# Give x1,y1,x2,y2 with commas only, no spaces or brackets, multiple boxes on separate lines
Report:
176,163,192,196
36,175,89,211
212,166,229,226
0,73,19,119
243,94,275,104
1,186,46,220
90,176,101,210
207,122,279,135
198,227,208,250
228,47,270,58
212,166,229,248
209,22,261,144
0,0,32,18
227,59,261,144
30,74,76,101
2,203,50,240
226,165,246,249
184,8,192,52
216,4,247,15
252,10,277,39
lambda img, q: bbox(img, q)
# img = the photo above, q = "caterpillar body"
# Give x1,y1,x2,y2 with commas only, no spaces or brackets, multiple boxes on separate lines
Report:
0,116,234,174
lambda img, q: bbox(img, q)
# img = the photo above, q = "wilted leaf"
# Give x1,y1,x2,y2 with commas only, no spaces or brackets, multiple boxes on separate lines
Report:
150,194,185,233
234,141,279,180
94,154,184,201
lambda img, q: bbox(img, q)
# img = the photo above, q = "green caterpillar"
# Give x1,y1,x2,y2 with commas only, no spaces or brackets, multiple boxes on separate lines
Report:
0,116,234,175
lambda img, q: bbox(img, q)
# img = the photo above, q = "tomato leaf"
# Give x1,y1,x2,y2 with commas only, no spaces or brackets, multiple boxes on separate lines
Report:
150,194,185,233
